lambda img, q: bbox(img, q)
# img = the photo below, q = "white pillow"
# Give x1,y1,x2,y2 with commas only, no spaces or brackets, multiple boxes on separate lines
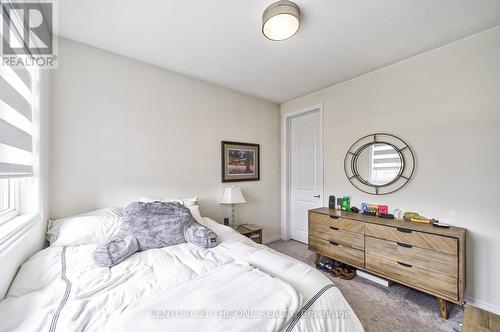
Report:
176,196,198,207
139,196,198,206
140,196,171,203
47,207,123,246
187,205,203,224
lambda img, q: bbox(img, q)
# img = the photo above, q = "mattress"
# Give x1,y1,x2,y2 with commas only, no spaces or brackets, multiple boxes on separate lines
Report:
0,217,364,332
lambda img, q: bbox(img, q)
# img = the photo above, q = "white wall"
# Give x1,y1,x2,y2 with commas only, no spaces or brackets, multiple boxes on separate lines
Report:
50,38,281,240
281,26,500,312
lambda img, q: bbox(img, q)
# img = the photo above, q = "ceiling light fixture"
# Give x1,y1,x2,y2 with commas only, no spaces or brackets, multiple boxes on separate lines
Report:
262,0,300,41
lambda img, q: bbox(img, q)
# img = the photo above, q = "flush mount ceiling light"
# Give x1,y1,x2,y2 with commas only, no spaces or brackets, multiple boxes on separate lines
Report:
262,0,300,41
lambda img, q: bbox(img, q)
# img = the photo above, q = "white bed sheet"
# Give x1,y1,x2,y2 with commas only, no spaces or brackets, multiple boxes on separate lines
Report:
0,217,364,332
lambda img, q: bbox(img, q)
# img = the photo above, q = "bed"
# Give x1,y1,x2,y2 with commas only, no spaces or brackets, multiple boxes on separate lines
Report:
0,205,364,332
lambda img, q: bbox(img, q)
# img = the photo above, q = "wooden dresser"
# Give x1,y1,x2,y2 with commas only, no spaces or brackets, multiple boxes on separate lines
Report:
308,208,466,319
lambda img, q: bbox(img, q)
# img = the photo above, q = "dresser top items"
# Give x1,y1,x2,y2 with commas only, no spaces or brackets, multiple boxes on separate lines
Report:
309,207,466,239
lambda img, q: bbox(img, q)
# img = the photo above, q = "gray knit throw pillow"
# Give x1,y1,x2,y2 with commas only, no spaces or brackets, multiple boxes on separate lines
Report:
94,201,217,267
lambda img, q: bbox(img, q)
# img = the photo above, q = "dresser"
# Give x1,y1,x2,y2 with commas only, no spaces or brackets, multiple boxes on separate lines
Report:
308,208,466,319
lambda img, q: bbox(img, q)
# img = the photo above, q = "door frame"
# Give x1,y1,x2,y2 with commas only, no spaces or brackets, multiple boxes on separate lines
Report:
281,103,324,241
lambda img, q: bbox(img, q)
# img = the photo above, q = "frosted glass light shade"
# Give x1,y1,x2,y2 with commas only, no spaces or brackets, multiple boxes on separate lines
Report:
220,186,246,204
262,1,300,41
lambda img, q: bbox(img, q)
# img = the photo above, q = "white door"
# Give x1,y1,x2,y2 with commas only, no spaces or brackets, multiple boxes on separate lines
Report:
290,110,323,244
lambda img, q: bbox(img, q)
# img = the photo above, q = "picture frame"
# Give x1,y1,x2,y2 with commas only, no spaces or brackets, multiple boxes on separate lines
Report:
221,141,260,182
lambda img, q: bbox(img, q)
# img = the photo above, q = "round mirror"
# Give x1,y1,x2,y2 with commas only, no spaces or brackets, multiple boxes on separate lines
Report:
355,143,402,186
344,133,415,195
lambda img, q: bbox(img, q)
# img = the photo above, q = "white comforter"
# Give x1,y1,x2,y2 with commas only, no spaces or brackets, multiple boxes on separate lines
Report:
0,218,364,332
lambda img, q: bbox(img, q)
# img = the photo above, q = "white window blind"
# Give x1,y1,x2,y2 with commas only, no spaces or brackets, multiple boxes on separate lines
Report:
370,144,402,184
0,32,34,178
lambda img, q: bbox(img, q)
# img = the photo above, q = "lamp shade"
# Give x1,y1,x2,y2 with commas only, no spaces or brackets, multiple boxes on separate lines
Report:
220,186,246,204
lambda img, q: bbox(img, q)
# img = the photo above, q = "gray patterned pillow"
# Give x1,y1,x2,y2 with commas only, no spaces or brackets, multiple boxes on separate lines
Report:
94,201,217,267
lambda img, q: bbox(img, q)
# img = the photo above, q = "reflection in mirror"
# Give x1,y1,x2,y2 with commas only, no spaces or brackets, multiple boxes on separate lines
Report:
356,143,402,186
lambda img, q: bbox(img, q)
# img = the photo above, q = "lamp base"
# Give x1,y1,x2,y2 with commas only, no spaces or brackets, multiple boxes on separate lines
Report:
231,203,239,229
223,204,240,229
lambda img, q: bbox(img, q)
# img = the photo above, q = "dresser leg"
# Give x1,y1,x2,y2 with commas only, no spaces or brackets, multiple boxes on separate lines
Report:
436,297,449,319
314,253,321,265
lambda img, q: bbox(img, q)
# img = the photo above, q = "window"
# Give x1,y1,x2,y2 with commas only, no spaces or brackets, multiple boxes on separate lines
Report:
0,6,42,252
0,178,19,223
1,30,38,224
0,179,8,212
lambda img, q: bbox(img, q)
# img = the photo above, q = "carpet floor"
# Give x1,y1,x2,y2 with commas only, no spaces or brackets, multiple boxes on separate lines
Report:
266,239,463,332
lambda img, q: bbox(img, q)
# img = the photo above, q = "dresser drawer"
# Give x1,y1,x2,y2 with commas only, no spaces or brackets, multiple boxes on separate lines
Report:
309,212,364,234
366,253,458,301
365,223,457,255
309,236,364,269
310,221,364,250
365,236,457,278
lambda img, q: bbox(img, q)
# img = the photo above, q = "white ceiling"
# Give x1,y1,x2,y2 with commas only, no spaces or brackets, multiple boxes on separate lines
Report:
56,0,500,103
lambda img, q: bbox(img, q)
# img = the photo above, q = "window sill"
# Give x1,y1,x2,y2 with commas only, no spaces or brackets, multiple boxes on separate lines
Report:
0,214,40,252
0,210,20,225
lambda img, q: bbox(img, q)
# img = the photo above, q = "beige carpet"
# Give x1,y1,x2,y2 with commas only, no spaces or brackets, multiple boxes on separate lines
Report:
266,240,463,332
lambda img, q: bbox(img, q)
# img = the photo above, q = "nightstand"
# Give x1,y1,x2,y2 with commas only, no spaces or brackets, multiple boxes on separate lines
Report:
236,224,263,244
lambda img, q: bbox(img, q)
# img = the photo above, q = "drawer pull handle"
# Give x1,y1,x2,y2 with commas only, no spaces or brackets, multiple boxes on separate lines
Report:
330,226,339,231
397,242,412,248
329,215,339,219
396,227,412,233
329,240,339,246
397,261,412,268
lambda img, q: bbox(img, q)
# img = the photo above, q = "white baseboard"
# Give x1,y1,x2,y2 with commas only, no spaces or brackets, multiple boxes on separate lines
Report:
357,270,392,287
465,296,500,315
263,234,281,244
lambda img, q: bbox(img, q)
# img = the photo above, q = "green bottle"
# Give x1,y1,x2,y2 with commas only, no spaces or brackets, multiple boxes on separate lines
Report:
342,196,351,211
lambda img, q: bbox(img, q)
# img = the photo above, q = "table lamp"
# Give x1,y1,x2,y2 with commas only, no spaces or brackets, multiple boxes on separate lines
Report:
220,186,246,228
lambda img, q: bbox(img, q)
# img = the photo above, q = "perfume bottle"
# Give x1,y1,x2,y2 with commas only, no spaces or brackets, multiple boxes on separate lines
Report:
393,208,403,219
336,198,343,210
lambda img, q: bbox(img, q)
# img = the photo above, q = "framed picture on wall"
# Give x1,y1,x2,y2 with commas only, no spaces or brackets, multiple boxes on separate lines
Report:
221,141,260,182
